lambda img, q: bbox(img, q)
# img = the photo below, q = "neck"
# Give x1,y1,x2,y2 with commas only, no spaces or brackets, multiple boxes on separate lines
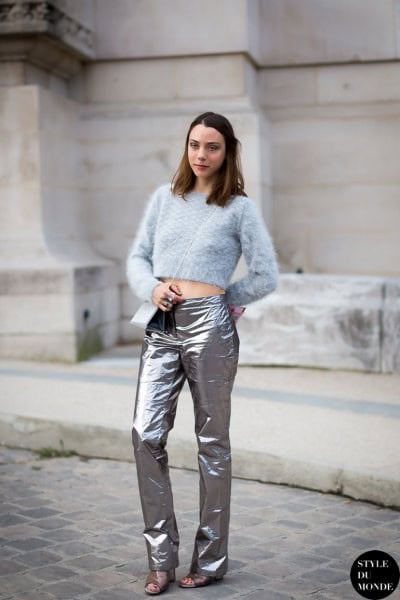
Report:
193,178,213,194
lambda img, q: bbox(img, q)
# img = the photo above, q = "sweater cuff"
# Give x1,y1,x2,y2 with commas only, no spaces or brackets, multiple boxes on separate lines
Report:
142,278,162,302
224,284,244,306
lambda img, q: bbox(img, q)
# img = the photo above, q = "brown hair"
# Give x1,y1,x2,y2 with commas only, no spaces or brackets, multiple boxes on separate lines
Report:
171,112,247,207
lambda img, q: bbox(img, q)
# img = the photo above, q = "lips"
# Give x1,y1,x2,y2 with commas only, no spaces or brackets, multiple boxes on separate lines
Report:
194,164,208,169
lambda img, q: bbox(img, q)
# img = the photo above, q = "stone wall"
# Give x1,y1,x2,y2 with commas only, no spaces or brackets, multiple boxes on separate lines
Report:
238,274,400,373
257,0,399,65
0,3,119,362
0,0,399,370
261,63,400,275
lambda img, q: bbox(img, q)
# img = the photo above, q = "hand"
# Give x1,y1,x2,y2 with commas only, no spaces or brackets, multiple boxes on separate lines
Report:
151,282,183,312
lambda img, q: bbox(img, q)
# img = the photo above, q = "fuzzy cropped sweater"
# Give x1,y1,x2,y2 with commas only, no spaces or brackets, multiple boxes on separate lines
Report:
126,184,278,306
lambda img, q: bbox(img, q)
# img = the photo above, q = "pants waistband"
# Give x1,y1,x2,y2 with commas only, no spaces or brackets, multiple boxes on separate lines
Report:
175,294,226,309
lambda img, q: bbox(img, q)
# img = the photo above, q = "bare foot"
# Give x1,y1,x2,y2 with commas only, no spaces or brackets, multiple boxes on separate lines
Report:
179,572,222,588
145,570,171,595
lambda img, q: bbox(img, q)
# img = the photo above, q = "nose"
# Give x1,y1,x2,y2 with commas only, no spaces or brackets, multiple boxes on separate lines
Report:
197,147,206,161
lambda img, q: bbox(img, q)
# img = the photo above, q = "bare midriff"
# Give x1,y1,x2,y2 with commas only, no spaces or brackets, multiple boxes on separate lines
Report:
161,278,225,299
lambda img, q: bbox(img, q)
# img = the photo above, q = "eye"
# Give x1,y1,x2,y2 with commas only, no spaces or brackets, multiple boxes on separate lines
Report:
209,145,219,151
189,142,198,148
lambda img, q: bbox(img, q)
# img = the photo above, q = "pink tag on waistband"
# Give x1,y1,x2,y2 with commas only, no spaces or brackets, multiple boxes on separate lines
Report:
229,305,246,322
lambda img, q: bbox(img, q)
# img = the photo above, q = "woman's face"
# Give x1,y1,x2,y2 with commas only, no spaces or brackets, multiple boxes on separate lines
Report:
187,124,226,184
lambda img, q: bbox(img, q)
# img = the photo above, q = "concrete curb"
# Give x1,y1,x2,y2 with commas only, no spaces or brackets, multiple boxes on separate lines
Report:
1,413,399,511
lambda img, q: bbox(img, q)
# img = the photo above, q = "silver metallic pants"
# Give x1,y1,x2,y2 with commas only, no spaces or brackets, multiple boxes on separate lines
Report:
132,295,239,577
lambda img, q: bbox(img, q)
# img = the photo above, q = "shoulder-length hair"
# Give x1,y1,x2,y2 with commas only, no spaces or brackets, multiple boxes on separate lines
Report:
171,112,247,207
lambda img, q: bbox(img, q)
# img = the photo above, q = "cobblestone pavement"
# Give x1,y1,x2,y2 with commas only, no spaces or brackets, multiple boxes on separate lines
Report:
0,448,399,600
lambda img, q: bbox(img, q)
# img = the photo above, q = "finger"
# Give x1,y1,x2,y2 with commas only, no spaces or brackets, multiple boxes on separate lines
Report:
170,287,183,301
170,284,183,296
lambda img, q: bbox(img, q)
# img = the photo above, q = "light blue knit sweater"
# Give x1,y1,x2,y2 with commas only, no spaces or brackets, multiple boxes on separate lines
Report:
126,184,278,305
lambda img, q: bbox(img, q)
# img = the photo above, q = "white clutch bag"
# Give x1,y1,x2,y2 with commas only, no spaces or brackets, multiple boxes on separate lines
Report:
130,301,158,329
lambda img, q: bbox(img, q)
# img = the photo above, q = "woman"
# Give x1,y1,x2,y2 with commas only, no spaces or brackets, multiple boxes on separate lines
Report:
127,112,278,595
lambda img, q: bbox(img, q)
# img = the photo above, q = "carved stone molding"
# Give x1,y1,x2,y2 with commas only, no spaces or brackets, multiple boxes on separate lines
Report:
0,1,94,62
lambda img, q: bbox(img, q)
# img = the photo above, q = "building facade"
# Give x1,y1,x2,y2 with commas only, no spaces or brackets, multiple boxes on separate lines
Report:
0,0,399,371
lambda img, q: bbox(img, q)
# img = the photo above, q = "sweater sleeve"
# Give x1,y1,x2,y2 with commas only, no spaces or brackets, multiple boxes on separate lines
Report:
126,188,162,301
225,200,279,306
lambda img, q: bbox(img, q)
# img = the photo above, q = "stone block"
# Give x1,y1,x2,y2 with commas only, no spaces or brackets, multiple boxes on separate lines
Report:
73,292,102,333
1,183,43,241
272,185,400,275
73,274,120,357
318,63,400,105
262,62,400,108
0,294,74,335
0,62,24,86
308,231,400,277
0,1,94,60
42,188,87,240
83,54,250,104
83,146,172,198
99,320,120,349
397,1,400,59
121,283,141,319
82,111,186,142
40,139,81,188
236,112,273,195
100,287,121,324
87,188,145,241
341,470,400,510
73,265,119,295
37,88,88,254
25,63,54,91
90,236,133,265
238,274,384,372
271,117,400,187
0,263,120,361
0,86,97,269
273,185,400,233
0,125,39,185
47,72,69,97
260,67,317,108
0,239,52,267
176,55,249,100
38,85,79,137
258,0,396,66
94,0,248,59
0,86,38,135
120,282,143,343
54,0,95,31
0,333,77,362
382,279,400,373
120,318,142,344
276,229,400,279
39,65,64,94
0,268,70,295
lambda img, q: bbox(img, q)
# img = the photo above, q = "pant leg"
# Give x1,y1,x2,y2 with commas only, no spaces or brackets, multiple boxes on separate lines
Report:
178,297,239,578
132,329,186,571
